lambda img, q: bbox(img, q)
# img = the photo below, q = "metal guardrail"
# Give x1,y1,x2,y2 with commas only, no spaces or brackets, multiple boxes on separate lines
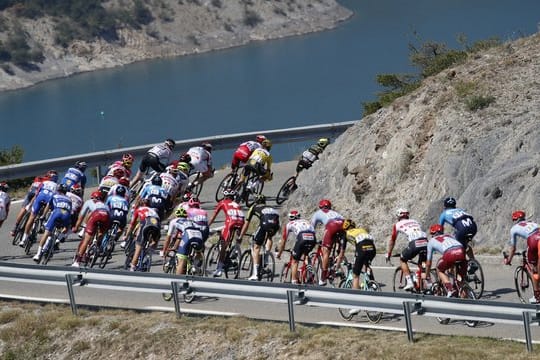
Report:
0,121,356,180
0,262,539,351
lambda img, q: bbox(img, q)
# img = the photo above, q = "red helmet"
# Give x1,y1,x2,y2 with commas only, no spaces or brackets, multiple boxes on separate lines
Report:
429,224,444,235
91,191,104,201
70,183,82,196
119,177,130,186
512,210,526,222
318,199,332,210
188,197,201,208
288,210,300,220
112,168,124,179
256,135,266,143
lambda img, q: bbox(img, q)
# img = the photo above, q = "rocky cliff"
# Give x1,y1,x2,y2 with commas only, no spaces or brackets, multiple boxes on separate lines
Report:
287,33,540,251
0,0,351,92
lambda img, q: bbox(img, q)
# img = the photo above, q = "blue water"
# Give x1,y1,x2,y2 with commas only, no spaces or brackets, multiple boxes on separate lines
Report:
1,0,539,165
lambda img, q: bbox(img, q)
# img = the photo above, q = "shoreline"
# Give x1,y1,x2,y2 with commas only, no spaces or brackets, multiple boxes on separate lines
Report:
0,2,353,94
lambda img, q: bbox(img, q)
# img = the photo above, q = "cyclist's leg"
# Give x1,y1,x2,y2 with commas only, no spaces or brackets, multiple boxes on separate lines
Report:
250,227,265,278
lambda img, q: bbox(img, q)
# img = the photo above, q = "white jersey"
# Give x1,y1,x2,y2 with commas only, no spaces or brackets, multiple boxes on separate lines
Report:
426,234,462,261
393,219,427,242
241,141,261,152
40,180,58,195
510,221,540,247
0,191,10,221
148,144,173,164
160,171,180,197
66,192,83,216
284,219,315,240
187,146,212,173
311,209,344,228
301,149,318,163
99,175,119,190
167,217,189,236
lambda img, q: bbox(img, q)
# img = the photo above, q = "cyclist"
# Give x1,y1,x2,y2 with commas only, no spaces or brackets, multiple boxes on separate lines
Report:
123,198,161,271
159,164,182,213
19,171,59,248
162,207,191,258
98,168,123,194
66,183,83,230
172,210,205,276
385,207,428,291
186,142,214,190
108,177,130,201
33,184,72,262
504,210,540,303
438,196,478,260
276,210,317,284
72,192,110,267
0,182,10,229
186,196,209,243
310,199,346,286
241,139,273,185
175,161,191,196
239,194,280,281
11,171,52,236
207,188,245,277
295,138,329,177
105,186,129,235
231,135,266,171
425,224,466,297
106,153,134,179
130,138,176,187
135,176,168,219
61,161,88,193
72,191,104,238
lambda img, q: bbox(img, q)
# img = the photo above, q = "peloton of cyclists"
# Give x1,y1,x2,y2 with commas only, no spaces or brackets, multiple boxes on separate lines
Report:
385,208,428,291
504,210,540,303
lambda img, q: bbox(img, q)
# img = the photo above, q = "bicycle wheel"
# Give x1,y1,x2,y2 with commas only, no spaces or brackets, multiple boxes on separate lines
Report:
140,250,152,272
280,262,292,283
40,236,54,265
238,249,253,280
204,242,221,276
12,212,29,246
245,175,264,207
261,251,276,282
162,252,177,274
514,266,534,304
459,283,479,327
392,267,408,292
276,176,295,205
215,173,236,202
337,278,354,321
311,253,323,285
25,222,39,255
467,258,485,299
224,243,241,279
365,280,383,323
431,282,450,325
124,241,136,270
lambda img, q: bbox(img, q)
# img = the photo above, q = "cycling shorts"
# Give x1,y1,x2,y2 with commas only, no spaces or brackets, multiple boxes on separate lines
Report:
353,239,376,276
244,162,267,179
252,223,280,246
436,246,466,277
31,192,52,215
454,216,477,247
44,209,71,232
400,238,428,263
291,231,316,261
177,236,204,256
136,216,161,246
322,219,345,249
296,159,313,173
222,220,244,243
139,153,165,173
527,232,540,265
109,210,128,229
85,209,110,236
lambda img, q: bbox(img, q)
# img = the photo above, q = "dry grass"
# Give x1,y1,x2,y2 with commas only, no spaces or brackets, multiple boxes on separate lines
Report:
0,301,536,359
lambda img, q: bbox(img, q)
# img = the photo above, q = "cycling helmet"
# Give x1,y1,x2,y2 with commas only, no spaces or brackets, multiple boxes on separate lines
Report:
112,168,124,179
396,207,409,219
342,219,356,230
188,196,201,208
119,177,130,187
317,138,330,148
151,176,163,186
443,197,457,209
175,207,187,218
318,199,332,210
288,210,300,220
165,138,176,149
168,165,179,175
182,191,192,202
91,191,103,201
177,162,190,174
201,142,213,152
512,210,526,222
57,183,68,194
75,161,88,171
223,188,237,198
255,194,266,204
70,183,82,196
429,224,444,235
115,186,127,198
179,153,191,164
47,170,59,182
256,135,267,143
0,182,8,192
122,153,134,167
261,139,272,150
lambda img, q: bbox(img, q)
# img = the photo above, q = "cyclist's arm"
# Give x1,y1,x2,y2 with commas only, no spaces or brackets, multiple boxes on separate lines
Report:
386,225,398,257
276,225,289,259
207,203,223,226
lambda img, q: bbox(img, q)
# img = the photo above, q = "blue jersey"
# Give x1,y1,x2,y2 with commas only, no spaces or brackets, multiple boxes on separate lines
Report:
44,193,72,231
439,208,473,227
106,195,129,226
61,167,87,190
140,184,168,211
50,193,73,213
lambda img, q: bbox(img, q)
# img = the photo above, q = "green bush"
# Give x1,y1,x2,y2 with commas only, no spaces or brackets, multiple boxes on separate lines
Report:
466,95,495,111
244,9,263,27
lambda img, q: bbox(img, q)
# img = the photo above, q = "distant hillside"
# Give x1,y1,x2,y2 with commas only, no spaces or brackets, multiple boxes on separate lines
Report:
0,0,351,91
287,32,540,251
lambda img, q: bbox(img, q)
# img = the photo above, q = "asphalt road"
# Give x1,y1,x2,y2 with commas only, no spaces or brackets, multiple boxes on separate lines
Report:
0,160,539,345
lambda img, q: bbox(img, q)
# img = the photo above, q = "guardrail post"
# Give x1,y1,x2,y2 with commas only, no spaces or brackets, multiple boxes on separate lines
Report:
95,166,101,185
523,311,533,352
65,274,83,316
403,301,416,343
172,282,182,319
286,290,296,332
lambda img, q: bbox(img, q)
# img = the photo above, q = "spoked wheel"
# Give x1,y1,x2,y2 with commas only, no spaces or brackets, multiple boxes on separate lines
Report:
215,173,237,202
466,259,485,299
280,262,292,283
365,280,383,323
13,212,29,246
260,251,276,282
204,242,222,276
337,279,354,321
276,176,296,205
311,253,323,285
224,244,241,279
514,266,534,304
238,249,253,280
431,282,450,324
392,267,408,293
40,236,54,265
459,284,479,327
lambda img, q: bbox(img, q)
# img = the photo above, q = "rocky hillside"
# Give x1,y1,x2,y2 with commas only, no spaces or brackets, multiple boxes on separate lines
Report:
288,32,540,251
0,0,351,92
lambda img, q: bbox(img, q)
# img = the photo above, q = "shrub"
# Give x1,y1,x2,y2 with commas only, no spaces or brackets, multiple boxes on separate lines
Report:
244,9,263,27
466,95,495,111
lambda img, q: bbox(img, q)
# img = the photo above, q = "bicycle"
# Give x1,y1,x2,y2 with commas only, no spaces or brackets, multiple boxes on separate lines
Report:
204,227,242,278
37,220,64,265
187,172,205,198
337,261,382,323
124,228,158,272
237,172,264,207
12,210,30,246
162,246,206,303
311,238,348,286
215,167,242,202
238,242,276,282
275,175,297,205
279,249,318,285
96,220,122,269
430,260,478,327
463,237,485,299
392,255,437,294
503,250,537,304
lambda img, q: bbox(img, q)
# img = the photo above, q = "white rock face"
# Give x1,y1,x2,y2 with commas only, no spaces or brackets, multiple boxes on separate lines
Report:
287,33,540,250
